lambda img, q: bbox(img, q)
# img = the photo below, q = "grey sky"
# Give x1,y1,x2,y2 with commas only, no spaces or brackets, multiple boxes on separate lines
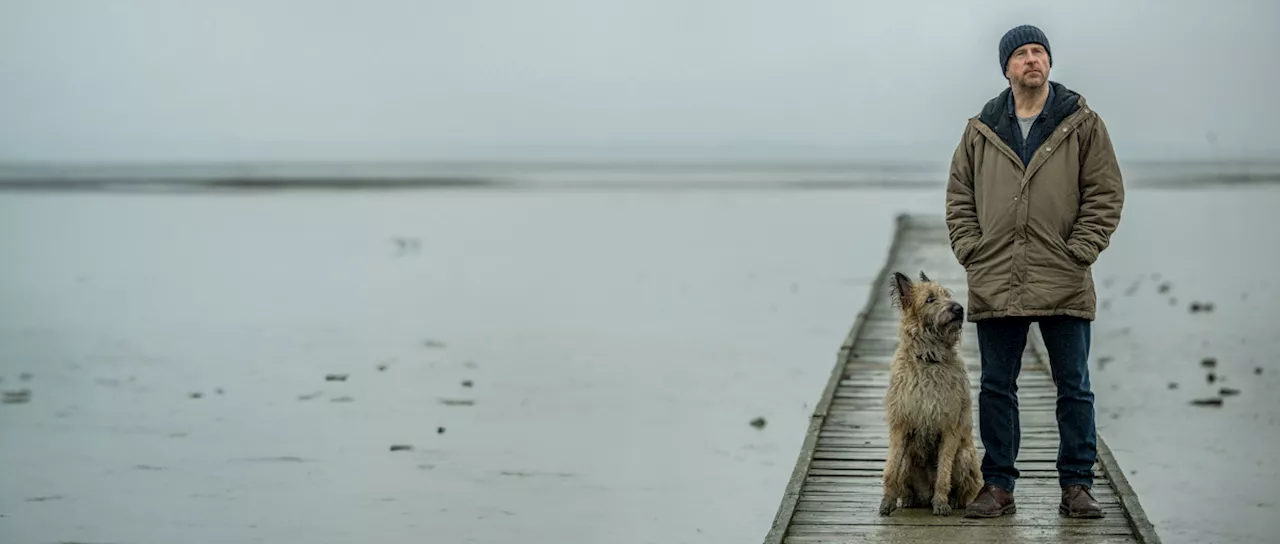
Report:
1,0,1276,163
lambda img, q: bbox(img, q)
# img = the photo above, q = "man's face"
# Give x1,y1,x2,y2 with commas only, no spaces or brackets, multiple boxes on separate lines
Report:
1005,43,1050,88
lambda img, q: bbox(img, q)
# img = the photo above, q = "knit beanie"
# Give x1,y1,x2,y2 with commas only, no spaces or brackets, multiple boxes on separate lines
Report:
999,24,1051,76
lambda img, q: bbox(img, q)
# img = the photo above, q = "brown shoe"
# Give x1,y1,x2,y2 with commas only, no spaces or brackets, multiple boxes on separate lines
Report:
1060,484,1106,518
964,484,1016,518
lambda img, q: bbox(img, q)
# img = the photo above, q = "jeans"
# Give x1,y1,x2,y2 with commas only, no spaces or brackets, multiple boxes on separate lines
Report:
976,316,1097,491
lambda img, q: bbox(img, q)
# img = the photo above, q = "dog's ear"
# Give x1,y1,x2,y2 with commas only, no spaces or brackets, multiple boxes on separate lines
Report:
890,271,912,308
918,270,931,283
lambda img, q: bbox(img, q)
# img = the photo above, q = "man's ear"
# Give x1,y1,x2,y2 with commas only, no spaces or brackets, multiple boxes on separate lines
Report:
890,271,912,309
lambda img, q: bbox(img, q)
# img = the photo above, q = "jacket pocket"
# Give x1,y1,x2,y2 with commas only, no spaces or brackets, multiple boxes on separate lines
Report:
961,234,991,269
1049,234,1088,270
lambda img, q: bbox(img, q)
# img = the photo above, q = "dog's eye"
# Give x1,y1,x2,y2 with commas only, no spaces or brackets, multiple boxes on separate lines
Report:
926,296,935,304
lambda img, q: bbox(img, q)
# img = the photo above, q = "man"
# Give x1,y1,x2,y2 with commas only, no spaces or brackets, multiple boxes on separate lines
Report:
944,24,1124,519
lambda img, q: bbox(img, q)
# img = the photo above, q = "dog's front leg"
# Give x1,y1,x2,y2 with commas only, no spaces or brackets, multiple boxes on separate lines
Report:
931,430,961,515
879,427,909,516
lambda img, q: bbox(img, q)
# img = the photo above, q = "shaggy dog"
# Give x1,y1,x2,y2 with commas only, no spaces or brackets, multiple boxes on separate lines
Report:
877,271,984,516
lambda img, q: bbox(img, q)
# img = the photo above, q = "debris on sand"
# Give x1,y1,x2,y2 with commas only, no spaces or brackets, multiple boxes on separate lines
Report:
330,396,354,403
1201,357,1218,368
189,392,203,399
215,388,224,395
1220,387,1241,396
18,372,33,382
749,417,767,429
1189,301,1215,314
1190,397,1224,407
297,391,323,401
1097,356,1114,369
1158,282,1171,294
1123,279,1142,296
389,444,414,452
1256,367,1264,375
1100,299,1112,311
439,398,475,406
2,389,32,405
324,374,349,382
233,456,307,463
437,426,446,434
424,340,447,349
1167,382,1179,390
391,237,422,255
377,364,388,371
461,380,473,388
1207,372,1217,384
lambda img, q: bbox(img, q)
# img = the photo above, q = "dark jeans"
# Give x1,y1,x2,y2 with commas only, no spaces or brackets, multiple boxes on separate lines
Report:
976,316,1097,491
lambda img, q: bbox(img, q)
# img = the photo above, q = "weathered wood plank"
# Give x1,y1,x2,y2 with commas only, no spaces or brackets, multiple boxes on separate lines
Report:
807,459,1102,472
789,509,1131,526
783,526,1139,543
795,489,1119,502
764,213,1156,544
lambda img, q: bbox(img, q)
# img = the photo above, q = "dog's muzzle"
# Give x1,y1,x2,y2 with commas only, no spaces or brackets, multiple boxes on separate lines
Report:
949,302,965,321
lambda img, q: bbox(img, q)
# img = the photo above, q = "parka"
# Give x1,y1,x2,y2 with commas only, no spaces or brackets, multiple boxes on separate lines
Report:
945,81,1125,322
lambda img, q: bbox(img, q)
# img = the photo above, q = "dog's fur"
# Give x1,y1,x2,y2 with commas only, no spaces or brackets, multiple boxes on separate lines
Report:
877,271,984,516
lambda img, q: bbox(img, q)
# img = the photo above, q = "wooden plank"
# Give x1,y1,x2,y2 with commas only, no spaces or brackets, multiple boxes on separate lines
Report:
784,526,1139,543
789,509,1132,526
807,459,1102,472
793,486,1116,499
810,449,1074,462
796,495,1121,510
803,475,1111,486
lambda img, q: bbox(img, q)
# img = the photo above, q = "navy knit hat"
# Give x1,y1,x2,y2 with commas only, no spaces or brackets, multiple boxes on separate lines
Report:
999,24,1051,75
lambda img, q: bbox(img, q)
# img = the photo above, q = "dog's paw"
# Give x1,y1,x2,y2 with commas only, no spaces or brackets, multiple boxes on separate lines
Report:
878,498,896,517
932,499,952,516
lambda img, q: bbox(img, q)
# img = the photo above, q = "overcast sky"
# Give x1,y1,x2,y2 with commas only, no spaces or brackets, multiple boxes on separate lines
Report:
1,0,1276,163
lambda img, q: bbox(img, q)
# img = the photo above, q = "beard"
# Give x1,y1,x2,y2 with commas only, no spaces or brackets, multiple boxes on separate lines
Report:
1013,71,1047,89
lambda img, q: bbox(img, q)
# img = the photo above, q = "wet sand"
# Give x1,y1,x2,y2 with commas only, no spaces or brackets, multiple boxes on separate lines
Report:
0,185,1277,543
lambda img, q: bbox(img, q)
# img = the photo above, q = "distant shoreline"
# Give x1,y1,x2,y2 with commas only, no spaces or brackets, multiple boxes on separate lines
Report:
1,160,1278,192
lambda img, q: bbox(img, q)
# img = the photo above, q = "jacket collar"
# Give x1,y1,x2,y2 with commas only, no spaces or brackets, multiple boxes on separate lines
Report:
976,81,1082,165
978,81,1080,131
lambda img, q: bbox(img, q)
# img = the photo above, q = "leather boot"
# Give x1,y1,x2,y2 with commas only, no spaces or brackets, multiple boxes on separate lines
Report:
1060,484,1105,518
964,484,1016,518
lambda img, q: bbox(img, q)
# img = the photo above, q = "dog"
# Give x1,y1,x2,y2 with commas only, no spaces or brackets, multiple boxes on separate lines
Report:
877,270,984,516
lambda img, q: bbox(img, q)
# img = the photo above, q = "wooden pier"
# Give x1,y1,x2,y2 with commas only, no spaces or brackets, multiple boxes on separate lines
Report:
764,214,1160,544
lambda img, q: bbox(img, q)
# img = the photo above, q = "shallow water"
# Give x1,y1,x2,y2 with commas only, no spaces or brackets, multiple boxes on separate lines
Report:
0,186,1276,543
